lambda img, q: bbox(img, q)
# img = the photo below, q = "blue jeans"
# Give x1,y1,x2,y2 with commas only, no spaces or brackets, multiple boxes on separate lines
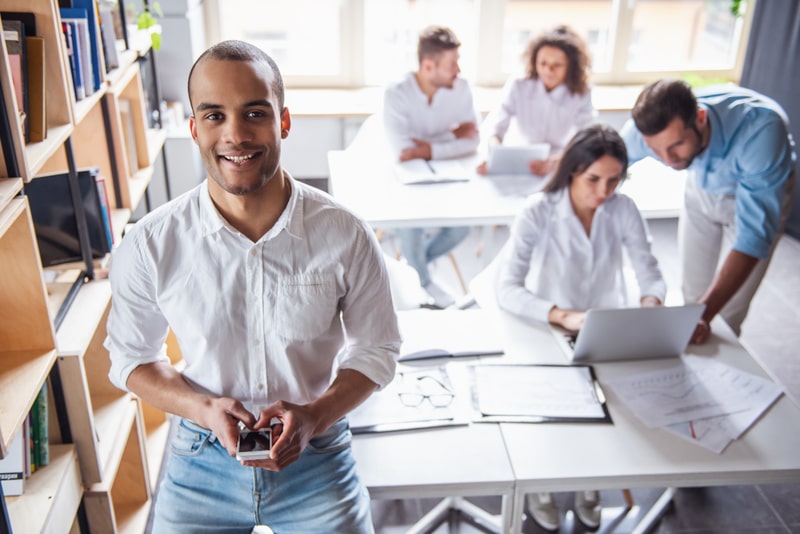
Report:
152,418,373,533
395,226,470,286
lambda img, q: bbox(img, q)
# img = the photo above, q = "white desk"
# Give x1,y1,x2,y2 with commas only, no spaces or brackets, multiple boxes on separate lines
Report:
497,313,800,534
351,360,516,533
352,310,800,533
327,150,686,229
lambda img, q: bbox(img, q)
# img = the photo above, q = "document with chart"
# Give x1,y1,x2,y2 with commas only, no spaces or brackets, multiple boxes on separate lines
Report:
471,364,611,423
607,356,784,453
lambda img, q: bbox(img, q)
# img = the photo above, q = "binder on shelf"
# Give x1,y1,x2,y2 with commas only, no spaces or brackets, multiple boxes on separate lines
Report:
0,426,25,496
25,35,46,142
2,19,28,141
24,167,112,268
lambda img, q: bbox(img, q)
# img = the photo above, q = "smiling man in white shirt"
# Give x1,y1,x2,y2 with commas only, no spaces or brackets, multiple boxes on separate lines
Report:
382,25,479,308
105,40,400,533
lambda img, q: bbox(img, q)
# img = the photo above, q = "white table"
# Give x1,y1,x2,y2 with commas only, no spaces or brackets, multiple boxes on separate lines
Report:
352,310,800,533
497,313,800,534
351,359,516,533
327,150,686,229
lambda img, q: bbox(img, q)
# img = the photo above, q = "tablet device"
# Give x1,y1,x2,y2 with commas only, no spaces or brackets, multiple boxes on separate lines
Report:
553,304,705,363
486,143,550,175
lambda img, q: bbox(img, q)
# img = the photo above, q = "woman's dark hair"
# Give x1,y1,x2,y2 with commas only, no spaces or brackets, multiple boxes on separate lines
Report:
632,78,698,136
543,124,628,193
523,25,591,95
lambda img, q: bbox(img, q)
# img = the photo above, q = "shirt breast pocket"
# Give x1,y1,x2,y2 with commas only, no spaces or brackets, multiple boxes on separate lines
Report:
275,273,339,341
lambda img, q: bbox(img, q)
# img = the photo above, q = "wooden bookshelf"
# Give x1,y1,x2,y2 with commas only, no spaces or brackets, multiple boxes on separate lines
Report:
5,445,82,533
0,1,170,531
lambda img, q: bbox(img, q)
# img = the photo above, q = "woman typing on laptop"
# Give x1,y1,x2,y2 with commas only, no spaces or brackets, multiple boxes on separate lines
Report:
496,124,666,530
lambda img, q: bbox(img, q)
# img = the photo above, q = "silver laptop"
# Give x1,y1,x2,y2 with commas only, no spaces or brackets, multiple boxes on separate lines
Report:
553,304,705,363
487,143,550,175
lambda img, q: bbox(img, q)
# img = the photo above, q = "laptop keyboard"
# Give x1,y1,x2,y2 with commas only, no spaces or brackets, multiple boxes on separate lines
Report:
565,333,578,349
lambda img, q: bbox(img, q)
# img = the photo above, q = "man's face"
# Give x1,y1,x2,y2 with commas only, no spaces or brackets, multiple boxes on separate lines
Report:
189,58,289,196
427,48,461,89
642,115,705,171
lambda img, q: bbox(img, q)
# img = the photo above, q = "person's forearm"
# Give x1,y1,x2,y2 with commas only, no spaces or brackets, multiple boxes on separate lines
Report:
698,249,759,322
126,362,213,425
304,369,378,436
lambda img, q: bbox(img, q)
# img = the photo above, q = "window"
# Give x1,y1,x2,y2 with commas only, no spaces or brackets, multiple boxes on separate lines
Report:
208,0,752,88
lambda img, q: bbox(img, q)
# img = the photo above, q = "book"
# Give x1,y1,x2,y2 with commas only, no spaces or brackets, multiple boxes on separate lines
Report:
118,98,139,174
25,36,46,142
32,383,49,468
98,3,119,71
62,21,85,101
95,175,114,248
61,10,95,98
0,428,26,496
2,19,28,141
70,0,105,90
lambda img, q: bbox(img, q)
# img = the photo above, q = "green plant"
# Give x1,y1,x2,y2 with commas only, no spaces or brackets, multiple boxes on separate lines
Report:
137,1,163,51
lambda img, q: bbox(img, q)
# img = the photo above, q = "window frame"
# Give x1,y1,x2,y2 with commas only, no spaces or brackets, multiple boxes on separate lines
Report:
204,0,756,89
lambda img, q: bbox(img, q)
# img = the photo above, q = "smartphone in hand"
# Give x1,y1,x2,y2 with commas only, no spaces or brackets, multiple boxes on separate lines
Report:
236,428,272,460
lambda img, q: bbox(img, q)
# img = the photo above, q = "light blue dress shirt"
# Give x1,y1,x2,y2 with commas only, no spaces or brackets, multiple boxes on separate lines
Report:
622,85,796,259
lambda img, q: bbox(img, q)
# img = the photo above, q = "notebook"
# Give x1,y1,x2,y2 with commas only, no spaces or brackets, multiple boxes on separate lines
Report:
486,143,550,175
553,304,705,363
392,158,471,184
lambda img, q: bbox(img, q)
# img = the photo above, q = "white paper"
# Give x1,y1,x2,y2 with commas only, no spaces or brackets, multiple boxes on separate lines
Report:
398,308,504,361
608,356,784,443
474,365,607,419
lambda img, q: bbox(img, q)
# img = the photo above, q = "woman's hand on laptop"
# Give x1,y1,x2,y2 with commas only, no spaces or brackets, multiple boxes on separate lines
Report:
640,295,662,307
548,306,586,333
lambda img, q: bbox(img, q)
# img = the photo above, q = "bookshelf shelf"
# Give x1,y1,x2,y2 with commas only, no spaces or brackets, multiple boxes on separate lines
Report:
5,444,82,533
0,176,21,204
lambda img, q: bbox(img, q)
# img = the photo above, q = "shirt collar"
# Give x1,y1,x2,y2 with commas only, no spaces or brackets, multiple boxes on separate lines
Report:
535,78,569,101
197,173,304,242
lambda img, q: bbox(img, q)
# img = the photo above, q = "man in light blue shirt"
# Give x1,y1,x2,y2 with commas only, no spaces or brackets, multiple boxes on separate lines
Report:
621,79,795,342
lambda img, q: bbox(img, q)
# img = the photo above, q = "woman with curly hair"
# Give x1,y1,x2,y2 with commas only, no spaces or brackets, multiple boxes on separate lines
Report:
478,25,596,177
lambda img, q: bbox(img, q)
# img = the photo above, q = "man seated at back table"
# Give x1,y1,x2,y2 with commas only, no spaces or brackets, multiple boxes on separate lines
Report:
383,25,480,308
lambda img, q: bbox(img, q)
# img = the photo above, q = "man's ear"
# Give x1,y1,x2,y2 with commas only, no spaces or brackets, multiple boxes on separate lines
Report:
189,115,198,144
280,108,291,139
696,107,707,127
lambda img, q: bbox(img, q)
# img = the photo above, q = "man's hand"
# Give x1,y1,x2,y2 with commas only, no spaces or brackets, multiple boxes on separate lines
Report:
399,138,432,161
238,400,320,471
196,397,257,457
452,121,478,139
476,160,488,175
690,318,711,344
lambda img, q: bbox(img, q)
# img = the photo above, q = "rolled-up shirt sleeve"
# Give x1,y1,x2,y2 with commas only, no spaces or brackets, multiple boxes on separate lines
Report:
105,228,171,391
338,220,401,389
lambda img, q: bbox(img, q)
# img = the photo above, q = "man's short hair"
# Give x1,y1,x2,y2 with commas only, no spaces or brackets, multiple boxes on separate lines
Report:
417,26,460,64
188,40,285,112
632,79,698,136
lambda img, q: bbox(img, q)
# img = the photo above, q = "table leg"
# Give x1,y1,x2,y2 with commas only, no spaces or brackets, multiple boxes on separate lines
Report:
631,487,676,534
